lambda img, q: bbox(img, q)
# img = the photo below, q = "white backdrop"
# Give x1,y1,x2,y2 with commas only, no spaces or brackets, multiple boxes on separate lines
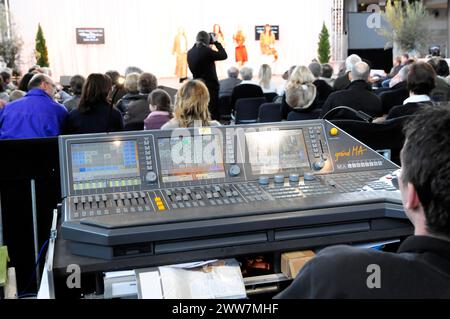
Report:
9,0,333,81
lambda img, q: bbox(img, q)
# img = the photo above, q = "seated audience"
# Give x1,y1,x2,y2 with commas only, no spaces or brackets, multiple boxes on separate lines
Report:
258,64,277,93
308,62,333,108
124,72,158,130
379,65,410,115
63,75,85,112
281,66,320,121
106,70,126,106
321,62,382,120
9,90,26,102
66,73,123,134
276,106,450,299
144,89,173,130
161,80,220,129
0,76,9,102
333,54,361,91
277,65,297,97
321,63,335,87
116,72,143,114
386,62,435,120
381,56,403,88
427,57,450,102
230,67,264,108
219,67,242,98
1,70,16,91
0,74,68,139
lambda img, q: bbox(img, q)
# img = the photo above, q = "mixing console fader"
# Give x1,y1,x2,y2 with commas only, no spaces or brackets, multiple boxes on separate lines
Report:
58,120,410,259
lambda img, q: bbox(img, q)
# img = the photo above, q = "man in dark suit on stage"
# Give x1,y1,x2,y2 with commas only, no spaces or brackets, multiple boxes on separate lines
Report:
188,31,228,121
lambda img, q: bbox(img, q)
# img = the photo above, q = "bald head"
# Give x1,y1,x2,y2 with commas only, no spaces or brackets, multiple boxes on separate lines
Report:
351,62,370,82
28,73,56,97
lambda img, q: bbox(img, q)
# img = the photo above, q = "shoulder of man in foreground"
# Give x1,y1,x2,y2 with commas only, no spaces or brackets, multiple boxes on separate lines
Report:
274,245,399,299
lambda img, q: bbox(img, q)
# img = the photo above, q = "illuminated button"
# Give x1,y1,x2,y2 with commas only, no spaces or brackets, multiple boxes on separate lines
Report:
330,128,339,136
158,205,165,211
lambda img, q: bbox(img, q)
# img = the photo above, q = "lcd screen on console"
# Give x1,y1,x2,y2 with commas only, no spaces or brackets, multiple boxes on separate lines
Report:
245,130,310,175
158,135,225,183
71,140,141,190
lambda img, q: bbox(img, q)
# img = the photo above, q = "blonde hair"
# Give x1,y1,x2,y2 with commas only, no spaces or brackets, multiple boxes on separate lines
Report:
124,72,140,93
174,80,211,127
258,64,272,90
285,66,317,109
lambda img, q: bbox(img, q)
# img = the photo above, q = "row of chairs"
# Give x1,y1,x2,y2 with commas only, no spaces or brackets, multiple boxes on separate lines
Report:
219,93,279,122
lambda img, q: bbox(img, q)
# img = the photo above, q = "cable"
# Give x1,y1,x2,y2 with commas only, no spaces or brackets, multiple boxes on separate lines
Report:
321,106,373,123
18,239,49,297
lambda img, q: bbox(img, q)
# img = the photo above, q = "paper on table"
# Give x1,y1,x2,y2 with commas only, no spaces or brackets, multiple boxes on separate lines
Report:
138,271,163,299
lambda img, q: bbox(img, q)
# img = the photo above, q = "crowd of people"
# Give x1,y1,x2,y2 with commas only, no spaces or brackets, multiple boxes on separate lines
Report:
1,30,450,299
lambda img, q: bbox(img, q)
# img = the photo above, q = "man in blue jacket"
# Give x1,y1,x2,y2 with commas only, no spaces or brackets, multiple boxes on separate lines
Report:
0,73,68,139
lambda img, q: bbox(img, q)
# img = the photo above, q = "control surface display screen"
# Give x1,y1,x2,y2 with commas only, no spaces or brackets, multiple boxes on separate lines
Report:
158,135,225,183
245,130,310,175
71,140,141,190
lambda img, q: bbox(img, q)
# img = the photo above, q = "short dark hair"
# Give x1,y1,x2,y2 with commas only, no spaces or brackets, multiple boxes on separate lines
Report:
402,106,450,238
78,73,112,113
1,71,11,83
105,70,120,85
69,75,85,95
148,89,172,113
196,31,210,47
321,64,333,78
428,58,450,77
138,73,158,94
18,72,38,92
407,62,436,95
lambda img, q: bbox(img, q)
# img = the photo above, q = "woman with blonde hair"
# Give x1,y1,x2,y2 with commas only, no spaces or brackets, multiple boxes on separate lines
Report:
258,64,276,93
161,80,221,129
281,66,319,120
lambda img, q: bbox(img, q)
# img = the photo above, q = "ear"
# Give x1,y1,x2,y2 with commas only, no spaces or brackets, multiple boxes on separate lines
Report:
404,182,421,211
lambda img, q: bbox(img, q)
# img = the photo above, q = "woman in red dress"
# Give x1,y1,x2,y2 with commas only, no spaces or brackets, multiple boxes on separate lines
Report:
233,27,248,66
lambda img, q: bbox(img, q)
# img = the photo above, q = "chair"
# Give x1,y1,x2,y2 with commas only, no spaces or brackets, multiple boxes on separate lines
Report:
287,109,321,121
233,97,267,124
258,103,282,123
331,115,413,165
218,95,232,121
264,92,278,103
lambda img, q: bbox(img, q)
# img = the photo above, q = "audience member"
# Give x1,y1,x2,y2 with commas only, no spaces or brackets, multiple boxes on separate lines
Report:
281,66,320,121
106,70,127,105
1,70,16,91
66,73,123,134
125,66,143,76
321,63,334,87
386,62,435,120
123,72,158,130
219,67,241,98
0,74,68,139
308,62,333,108
63,75,85,112
427,58,450,102
333,54,361,91
161,80,220,129
276,106,450,299
187,31,228,121
116,73,142,114
18,72,37,92
258,64,277,93
144,89,173,130
379,66,410,115
8,90,26,102
321,62,382,120
230,67,264,108
0,76,9,102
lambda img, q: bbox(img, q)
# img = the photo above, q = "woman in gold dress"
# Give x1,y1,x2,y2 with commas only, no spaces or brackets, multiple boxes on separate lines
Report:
260,24,278,62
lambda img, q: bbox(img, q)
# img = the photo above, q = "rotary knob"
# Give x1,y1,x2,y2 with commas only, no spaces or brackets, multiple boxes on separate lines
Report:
313,159,325,171
228,165,241,177
145,172,158,183
259,176,270,186
274,175,285,184
304,172,315,181
289,174,300,183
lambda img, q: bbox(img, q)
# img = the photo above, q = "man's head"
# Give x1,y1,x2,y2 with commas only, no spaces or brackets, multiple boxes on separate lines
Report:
428,58,450,77
69,75,85,96
308,62,322,79
138,72,158,94
393,56,402,66
407,62,436,95
196,31,210,47
28,73,56,97
350,62,370,82
401,53,410,65
227,67,239,79
1,71,11,84
240,67,253,81
321,64,333,79
400,106,450,239
345,54,362,72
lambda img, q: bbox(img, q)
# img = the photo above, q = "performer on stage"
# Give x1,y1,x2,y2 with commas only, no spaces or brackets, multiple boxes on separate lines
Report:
213,24,225,46
172,27,188,79
233,26,248,67
260,24,278,62
213,24,226,78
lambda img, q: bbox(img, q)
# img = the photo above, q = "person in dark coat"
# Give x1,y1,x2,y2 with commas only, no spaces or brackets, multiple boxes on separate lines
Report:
187,31,228,121
230,67,264,109
333,54,362,91
321,62,382,120
66,73,123,134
